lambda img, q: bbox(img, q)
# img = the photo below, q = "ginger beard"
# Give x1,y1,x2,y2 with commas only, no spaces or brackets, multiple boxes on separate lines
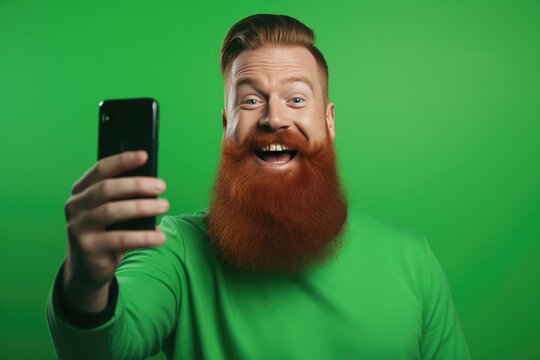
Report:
207,128,348,274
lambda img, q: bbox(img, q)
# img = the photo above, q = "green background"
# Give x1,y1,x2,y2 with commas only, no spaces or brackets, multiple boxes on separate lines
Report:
1,0,539,359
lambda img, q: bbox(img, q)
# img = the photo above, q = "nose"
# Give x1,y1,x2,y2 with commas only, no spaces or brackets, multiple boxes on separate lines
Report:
258,97,291,132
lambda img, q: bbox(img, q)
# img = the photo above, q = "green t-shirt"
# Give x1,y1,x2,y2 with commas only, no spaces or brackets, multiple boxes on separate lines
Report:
47,210,471,359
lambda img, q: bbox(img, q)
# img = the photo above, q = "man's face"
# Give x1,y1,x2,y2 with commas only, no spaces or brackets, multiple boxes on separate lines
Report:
222,46,335,164
208,45,347,273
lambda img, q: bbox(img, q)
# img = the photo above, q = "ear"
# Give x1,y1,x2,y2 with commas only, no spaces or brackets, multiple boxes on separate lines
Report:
326,102,335,141
221,109,227,130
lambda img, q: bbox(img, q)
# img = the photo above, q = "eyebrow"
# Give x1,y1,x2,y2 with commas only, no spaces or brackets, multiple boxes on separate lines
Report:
234,75,315,94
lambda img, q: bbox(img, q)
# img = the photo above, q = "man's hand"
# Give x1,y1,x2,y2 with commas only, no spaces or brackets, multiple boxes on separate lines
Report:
62,150,169,314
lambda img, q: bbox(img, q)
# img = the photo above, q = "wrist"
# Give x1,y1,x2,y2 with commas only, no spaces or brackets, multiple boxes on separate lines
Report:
62,260,111,314
55,263,119,328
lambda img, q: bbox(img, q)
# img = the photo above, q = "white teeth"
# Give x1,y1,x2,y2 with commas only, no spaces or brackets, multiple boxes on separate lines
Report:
260,143,291,152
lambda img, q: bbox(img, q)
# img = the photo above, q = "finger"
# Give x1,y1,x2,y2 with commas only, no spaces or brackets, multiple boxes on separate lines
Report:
73,177,166,211
80,198,169,228
80,229,167,253
71,151,148,195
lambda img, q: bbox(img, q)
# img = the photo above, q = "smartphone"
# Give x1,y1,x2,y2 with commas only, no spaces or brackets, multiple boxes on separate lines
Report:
98,97,159,231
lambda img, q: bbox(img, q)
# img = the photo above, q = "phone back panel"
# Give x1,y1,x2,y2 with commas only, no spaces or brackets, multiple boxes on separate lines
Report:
98,98,159,231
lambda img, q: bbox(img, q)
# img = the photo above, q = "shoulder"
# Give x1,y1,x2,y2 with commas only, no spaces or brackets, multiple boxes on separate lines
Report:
159,209,218,268
344,209,427,256
160,209,208,236
334,209,431,291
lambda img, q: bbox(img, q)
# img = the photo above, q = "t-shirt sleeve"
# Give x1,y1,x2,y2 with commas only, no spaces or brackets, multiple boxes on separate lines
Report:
46,215,186,360
420,236,471,359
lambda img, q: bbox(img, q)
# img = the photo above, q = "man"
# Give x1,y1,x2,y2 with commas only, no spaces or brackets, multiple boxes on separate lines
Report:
47,14,471,359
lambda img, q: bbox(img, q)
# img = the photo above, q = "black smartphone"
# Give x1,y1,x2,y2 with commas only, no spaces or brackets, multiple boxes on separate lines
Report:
98,97,159,231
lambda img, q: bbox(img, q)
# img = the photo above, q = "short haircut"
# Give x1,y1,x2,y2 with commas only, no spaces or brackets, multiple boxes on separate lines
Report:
220,14,329,98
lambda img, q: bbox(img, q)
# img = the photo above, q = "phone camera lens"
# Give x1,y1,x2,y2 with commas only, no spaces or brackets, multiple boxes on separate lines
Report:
102,114,111,123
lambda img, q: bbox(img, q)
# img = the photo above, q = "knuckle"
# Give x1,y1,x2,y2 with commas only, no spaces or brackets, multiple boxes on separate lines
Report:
94,160,105,176
120,152,132,167
78,233,95,253
98,180,111,198
66,218,76,232
141,232,151,244
135,178,147,193
102,203,114,219
64,197,79,220
132,199,142,212
70,182,81,195
138,199,152,213
148,232,159,244
116,233,128,249
66,220,80,242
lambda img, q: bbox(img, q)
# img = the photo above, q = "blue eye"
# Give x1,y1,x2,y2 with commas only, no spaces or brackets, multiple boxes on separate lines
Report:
291,97,304,104
245,99,258,105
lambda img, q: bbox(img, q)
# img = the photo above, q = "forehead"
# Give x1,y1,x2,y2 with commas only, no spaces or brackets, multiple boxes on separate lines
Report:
228,46,321,88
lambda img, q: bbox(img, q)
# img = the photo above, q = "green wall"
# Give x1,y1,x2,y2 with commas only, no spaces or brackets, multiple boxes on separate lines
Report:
1,1,539,359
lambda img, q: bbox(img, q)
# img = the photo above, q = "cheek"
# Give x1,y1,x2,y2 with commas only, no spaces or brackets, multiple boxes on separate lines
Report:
294,113,328,143
231,112,258,143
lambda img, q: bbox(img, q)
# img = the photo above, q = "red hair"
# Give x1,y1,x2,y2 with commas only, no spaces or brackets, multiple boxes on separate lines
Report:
219,14,329,99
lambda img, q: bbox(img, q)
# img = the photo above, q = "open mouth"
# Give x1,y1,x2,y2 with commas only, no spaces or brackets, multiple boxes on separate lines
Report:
254,143,298,165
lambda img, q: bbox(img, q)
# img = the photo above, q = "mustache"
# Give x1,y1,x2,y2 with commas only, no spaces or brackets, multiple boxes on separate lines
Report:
223,129,325,158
